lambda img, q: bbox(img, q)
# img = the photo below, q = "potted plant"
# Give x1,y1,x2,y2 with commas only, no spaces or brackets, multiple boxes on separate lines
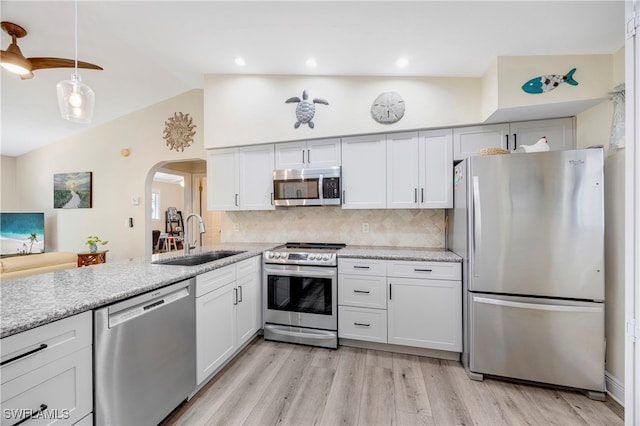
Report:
86,235,108,253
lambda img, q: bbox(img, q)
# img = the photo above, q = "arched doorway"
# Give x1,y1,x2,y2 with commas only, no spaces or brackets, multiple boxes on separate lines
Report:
144,159,220,256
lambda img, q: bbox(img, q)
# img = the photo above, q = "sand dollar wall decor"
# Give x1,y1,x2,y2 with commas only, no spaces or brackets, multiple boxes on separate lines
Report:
371,91,405,124
163,112,196,152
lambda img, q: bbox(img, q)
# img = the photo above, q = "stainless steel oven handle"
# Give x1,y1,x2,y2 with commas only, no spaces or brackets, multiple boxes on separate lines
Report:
264,266,337,279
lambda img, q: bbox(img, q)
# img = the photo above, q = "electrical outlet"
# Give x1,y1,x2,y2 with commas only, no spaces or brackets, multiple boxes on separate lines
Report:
361,223,369,233
234,224,240,232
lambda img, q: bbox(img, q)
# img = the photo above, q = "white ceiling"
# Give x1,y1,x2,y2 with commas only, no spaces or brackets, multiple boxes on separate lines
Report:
0,1,625,157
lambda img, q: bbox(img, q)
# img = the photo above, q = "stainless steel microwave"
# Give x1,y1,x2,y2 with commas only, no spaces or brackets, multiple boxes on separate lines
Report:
273,166,341,207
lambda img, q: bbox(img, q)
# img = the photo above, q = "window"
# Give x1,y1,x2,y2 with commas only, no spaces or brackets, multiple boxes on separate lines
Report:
151,191,160,220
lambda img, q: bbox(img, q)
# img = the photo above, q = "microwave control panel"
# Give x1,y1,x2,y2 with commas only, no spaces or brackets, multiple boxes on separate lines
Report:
323,177,341,199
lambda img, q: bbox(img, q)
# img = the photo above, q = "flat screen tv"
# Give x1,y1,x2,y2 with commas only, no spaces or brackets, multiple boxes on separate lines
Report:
0,212,45,257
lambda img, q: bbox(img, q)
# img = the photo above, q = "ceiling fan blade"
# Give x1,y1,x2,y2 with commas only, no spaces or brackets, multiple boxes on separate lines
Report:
28,57,103,71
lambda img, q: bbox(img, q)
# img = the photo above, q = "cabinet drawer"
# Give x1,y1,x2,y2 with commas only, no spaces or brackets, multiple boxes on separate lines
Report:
338,274,387,309
338,258,387,276
387,261,461,280
1,312,92,385
196,264,236,297
1,345,93,426
236,255,260,279
338,306,387,344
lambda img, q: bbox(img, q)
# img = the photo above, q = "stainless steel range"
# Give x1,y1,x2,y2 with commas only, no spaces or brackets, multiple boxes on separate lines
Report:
263,242,345,349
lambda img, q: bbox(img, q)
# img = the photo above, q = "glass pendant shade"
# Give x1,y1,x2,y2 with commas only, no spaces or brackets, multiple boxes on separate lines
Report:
57,72,95,123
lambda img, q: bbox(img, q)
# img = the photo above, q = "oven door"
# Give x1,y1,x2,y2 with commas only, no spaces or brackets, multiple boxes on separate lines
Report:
263,263,337,331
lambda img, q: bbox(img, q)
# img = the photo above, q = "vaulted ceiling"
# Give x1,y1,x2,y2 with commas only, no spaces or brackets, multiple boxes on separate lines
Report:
0,1,625,157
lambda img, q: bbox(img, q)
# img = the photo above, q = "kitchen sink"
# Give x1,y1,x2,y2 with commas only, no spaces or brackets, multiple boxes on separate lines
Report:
152,250,246,266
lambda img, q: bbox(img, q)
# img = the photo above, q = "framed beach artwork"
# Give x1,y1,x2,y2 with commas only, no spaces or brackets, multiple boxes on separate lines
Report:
54,172,92,209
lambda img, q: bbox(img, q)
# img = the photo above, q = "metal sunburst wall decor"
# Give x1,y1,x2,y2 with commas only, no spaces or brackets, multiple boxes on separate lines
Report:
163,112,196,152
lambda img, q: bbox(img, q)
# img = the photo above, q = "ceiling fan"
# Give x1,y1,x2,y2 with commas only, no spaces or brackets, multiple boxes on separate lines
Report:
0,21,103,80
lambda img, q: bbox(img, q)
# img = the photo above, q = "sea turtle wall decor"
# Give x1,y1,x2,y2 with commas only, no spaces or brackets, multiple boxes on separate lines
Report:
163,112,196,152
285,90,329,128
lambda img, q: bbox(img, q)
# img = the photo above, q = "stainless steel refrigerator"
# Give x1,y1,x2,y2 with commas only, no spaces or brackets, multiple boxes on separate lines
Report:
447,148,605,398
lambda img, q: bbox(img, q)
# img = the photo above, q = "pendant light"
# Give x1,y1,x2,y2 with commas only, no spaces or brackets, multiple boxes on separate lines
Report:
56,0,95,123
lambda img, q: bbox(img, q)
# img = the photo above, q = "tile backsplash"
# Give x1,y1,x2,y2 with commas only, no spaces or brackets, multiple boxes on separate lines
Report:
221,207,445,248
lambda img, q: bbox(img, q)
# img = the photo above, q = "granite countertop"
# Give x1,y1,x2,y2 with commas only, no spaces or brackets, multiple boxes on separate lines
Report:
1,243,460,339
338,245,462,262
0,243,279,339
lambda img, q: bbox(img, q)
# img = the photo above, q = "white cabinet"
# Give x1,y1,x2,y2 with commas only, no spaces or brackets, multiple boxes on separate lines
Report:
509,117,575,151
207,145,274,211
235,256,261,347
386,130,453,209
387,261,462,352
207,148,239,211
338,258,462,353
338,258,388,344
195,256,262,386
453,124,509,161
274,138,341,169
341,135,387,209
1,312,93,426
453,118,575,160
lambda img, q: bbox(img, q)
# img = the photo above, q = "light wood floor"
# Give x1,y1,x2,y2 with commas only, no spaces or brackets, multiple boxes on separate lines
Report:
164,337,624,426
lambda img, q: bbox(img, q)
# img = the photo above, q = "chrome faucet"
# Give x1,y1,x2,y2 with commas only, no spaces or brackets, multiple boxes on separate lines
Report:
184,213,206,255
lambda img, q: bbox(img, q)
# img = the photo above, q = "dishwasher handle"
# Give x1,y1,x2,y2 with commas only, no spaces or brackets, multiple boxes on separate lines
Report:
107,281,191,328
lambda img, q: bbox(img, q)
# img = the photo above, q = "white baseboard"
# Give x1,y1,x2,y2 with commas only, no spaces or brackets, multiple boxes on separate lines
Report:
605,370,624,405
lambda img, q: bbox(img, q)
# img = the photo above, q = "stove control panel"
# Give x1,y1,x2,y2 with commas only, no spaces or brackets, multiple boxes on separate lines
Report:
264,250,337,266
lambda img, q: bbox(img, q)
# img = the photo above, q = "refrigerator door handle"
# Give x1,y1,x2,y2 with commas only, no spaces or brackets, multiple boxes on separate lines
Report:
474,297,603,313
472,176,481,277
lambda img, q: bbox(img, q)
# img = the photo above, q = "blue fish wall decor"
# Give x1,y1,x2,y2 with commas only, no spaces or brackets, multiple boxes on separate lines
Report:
522,68,578,94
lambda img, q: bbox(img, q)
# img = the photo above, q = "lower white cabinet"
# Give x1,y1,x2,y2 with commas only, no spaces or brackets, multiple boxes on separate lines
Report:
388,277,462,351
338,258,462,353
0,312,93,426
196,256,261,385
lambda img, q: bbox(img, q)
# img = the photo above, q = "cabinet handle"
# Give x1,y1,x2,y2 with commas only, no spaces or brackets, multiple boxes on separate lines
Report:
307,149,311,164
505,134,509,150
353,266,370,270
233,288,238,305
302,150,305,164
235,194,239,207
238,285,243,303
342,190,346,204
513,133,517,151
389,283,392,300
11,404,48,426
271,192,274,206
421,188,424,203
414,188,418,203
353,289,370,294
414,268,433,272
1,343,47,366
354,322,371,327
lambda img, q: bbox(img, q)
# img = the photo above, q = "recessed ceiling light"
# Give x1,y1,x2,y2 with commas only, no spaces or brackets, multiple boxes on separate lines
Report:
305,57,317,68
395,57,409,68
234,57,246,66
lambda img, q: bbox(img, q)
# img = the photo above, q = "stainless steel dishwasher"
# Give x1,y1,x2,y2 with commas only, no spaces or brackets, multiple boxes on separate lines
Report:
94,278,195,425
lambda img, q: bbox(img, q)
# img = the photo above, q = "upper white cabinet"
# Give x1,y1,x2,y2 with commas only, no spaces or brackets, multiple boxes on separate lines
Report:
274,138,341,169
508,117,575,152
453,124,509,161
207,145,275,211
387,129,453,209
453,118,575,160
341,134,387,209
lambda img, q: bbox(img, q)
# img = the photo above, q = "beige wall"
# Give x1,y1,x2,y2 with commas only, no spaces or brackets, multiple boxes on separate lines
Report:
10,89,205,261
1,156,18,211
204,74,482,148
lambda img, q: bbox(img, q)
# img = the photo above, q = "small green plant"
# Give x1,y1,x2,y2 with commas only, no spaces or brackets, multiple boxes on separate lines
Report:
86,235,108,248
